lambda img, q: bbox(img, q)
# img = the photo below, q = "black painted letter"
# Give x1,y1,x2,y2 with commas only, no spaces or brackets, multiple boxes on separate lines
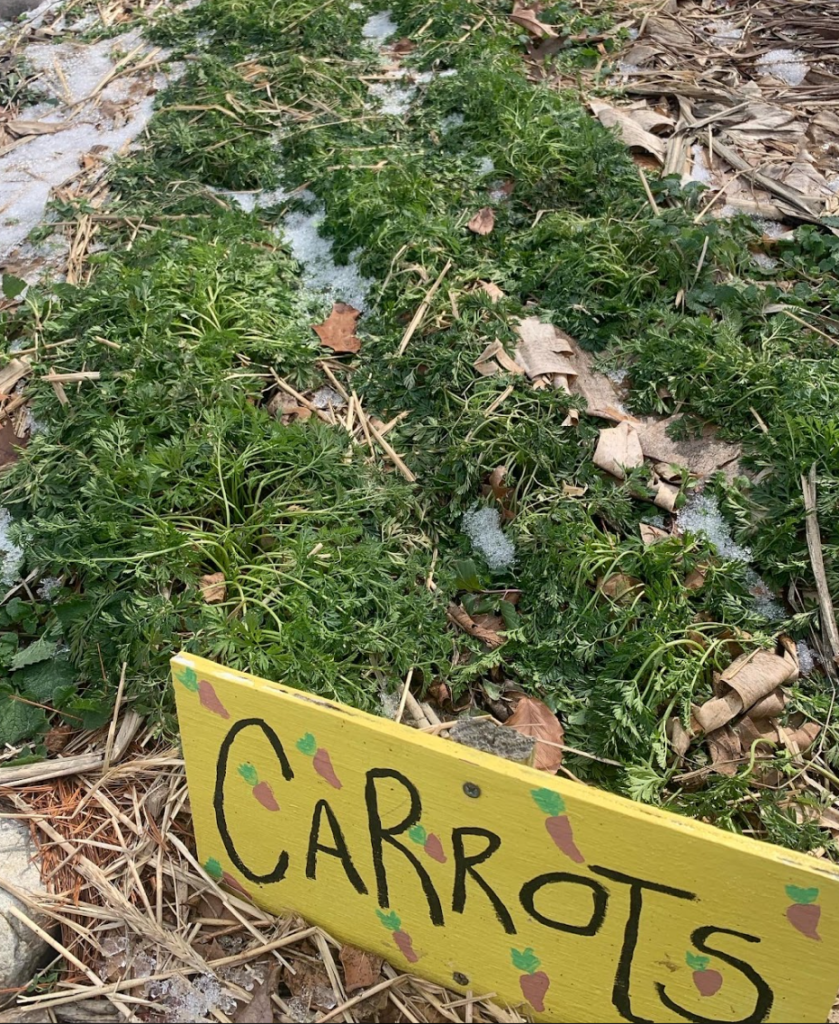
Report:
306,799,368,895
365,768,444,926
214,718,294,884
656,926,774,1023
590,865,696,1024
519,872,608,935
452,827,516,935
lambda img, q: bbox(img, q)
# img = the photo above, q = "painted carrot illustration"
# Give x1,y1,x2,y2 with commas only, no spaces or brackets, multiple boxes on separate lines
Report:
176,666,230,719
204,857,252,901
377,909,418,963
512,948,550,1013
531,787,584,863
237,762,280,811
786,884,821,940
296,733,342,789
686,952,722,996
408,824,447,863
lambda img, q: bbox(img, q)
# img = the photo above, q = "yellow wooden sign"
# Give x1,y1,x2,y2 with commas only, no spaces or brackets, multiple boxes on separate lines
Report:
173,653,839,1023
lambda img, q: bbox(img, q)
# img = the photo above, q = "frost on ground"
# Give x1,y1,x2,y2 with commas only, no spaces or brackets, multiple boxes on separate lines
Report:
368,79,415,116
757,48,809,87
462,506,515,570
362,10,397,45
0,509,24,588
677,493,785,620
215,186,288,213
797,641,816,677
282,204,372,311
0,27,177,277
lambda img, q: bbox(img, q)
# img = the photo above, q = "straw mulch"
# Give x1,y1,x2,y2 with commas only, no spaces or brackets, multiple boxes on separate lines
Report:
0,714,526,1024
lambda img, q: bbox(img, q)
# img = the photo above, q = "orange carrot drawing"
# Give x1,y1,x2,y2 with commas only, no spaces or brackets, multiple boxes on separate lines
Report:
176,666,230,719
786,885,821,940
408,824,447,863
687,952,722,996
297,733,342,789
512,948,550,1012
237,763,280,811
204,857,252,901
531,788,584,863
377,910,418,963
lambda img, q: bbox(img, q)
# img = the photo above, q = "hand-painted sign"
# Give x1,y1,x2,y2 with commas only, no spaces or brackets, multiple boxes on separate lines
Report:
173,654,839,1023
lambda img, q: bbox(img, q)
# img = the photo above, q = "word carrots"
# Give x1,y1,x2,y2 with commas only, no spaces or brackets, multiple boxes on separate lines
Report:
511,948,550,1012
176,666,229,719
686,952,722,996
786,885,821,941
377,910,418,963
204,857,251,900
237,763,280,811
409,824,447,863
296,733,342,789
531,788,584,864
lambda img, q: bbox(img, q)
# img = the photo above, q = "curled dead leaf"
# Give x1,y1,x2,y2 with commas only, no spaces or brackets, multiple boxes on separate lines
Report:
510,1,558,38
340,945,383,993
666,717,692,759
467,206,496,235
447,602,505,649
640,522,669,545
598,573,644,603
503,696,564,772
706,724,742,777
478,280,505,302
473,339,525,377
694,650,797,734
200,572,226,604
593,421,644,479
312,302,362,354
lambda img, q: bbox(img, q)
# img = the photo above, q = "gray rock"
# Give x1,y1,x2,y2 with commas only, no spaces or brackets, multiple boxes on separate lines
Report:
0,0,41,20
0,819,52,992
450,717,536,764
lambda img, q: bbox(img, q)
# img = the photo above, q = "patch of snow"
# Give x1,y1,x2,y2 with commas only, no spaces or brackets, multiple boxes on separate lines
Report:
36,576,61,601
797,640,816,676
606,367,629,385
677,494,785,620
439,68,458,78
0,509,24,588
148,974,237,1024
216,186,288,213
25,407,44,435
311,386,346,410
462,506,515,570
752,217,789,239
414,70,435,85
707,20,743,41
362,10,397,45
757,48,809,87
690,144,713,184
368,80,415,115
751,252,777,270
618,62,641,75
477,156,494,175
489,187,508,202
282,203,372,311
0,31,177,270
441,112,464,132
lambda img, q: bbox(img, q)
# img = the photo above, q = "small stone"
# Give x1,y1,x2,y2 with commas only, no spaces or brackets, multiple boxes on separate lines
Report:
0,819,52,990
450,718,535,764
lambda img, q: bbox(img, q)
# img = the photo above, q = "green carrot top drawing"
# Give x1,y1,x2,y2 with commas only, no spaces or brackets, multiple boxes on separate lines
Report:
786,885,819,905
531,788,565,816
686,952,711,971
238,763,259,786
177,666,198,691
296,733,317,756
511,948,541,974
377,909,402,932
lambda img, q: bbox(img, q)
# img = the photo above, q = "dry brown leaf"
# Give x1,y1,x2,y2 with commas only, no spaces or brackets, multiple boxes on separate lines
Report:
390,37,416,54
467,206,495,235
736,715,778,751
640,523,669,545
749,688,786,720
598,573,644,603
44,724,74,754
473,339,525,377
694,650,797,733
684,567,707,590
706,724,742,776
340,945,383,993
509,2,558,39
6,120,68,137
636,418,741,481
593,421,644,479
199,572,226,604
652,479,680,512
234,965,278,1023
447,602,505,649
503,696,564,772
666,716,691,758
478,280,505,302
562,482,588,497
589,101,666,163
780,721,821,755
487,465,512,501
312,302,362,354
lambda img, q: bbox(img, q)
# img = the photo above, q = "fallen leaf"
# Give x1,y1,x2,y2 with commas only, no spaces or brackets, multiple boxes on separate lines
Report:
6,119,68,137
473,339,525,377
467,206,495,235
652,478,680,512
694,650,797,733
684,566,707,590
589,101,666,163
636,418,741,481
736,715,778,751
640,523,669,545
390,37,416,54
478,280,505,302
487,465,512,501
510,1,558,38
504,696,564,772
779,721,821,755
706,724,741,776
312,302,361,354
340,945,383,993
234,965,279,1023
666,717,692,758
598,573,644,603
44,724,74,754
267,392,312,423
200,572,227,604
562,482,587,497
447,602,505,649
593,421,644,479
513,317,576,389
